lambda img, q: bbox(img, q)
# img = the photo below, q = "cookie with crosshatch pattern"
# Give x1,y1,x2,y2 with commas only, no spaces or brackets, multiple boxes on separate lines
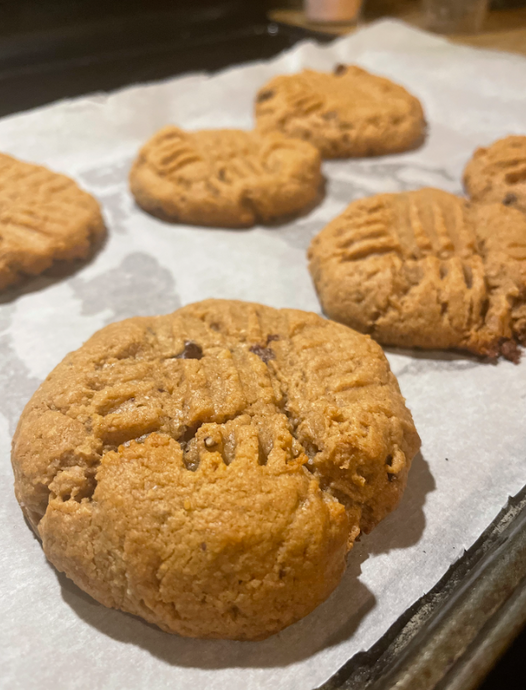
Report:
12,298,420,640
0,153,105,290
308,188,526,361
255,64,426,159
464,135,526,215
129,126,322,227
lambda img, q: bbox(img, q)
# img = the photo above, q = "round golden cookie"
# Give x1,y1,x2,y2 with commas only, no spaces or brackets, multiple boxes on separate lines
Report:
12,299,420,641
129,127,322,228
255,64,426,159
463,135,526,214
308,188,526,361
0,153,106,291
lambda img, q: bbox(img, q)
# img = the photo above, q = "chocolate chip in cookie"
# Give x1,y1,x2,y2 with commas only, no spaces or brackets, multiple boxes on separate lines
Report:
176,340,203,360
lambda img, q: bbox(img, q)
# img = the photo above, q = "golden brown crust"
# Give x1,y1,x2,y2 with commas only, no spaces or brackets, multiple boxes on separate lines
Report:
0,153,106,290
463,135,526,215
129,127,322,228
255,65,426,159
308,188,526,360
12,299,420,640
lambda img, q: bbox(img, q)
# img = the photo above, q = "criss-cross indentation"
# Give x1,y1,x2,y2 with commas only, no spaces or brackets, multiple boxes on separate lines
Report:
309,187,526,360
14,300,419,535
12,300,420,639
464,135,526,214
255,65,426,159
130,126,322,227
0,153,105,290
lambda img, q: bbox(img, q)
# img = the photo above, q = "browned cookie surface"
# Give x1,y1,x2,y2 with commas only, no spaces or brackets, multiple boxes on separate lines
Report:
464,135,526,214
12,299,420,640
308,188,526,360
255,65,426,159
0,153,106,290
129,127,322,228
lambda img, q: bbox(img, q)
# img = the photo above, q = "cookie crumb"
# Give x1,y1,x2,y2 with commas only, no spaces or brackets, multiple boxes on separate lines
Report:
500,339,521,364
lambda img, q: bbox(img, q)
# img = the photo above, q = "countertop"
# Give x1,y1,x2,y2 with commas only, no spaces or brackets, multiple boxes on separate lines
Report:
270,0,526,55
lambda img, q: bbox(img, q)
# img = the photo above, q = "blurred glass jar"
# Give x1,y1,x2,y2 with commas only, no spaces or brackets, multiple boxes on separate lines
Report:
423,0,490,33
305,0,363,23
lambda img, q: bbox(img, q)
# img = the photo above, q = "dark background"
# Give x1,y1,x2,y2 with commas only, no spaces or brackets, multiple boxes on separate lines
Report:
0,0,328,116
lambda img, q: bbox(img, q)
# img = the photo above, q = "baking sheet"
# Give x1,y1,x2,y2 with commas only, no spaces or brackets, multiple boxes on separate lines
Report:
1,19,526,690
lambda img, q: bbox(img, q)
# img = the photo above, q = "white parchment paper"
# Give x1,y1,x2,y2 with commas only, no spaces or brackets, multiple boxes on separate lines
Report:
1,20,526,690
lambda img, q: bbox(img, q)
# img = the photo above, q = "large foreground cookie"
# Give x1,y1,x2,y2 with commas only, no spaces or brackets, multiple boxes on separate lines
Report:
129,127,322,227
309,188,526,360
464,136,526,214
255,65,426,159
0,153,105,290
12,299,420,640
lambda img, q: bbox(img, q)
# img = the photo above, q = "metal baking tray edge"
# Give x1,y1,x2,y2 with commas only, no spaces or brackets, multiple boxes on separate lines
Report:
319,485,526,690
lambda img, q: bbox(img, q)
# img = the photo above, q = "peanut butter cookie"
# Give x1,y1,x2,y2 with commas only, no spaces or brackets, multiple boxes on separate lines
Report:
308,188,526,361
129,127,322,227
464,135,526,214
12,299,420,640
255,65,426,159
0,153,106,290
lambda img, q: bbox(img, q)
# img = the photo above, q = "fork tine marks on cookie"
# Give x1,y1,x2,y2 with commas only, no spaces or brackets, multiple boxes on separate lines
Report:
0,152,106,291
464,135,526,214
129,126,322,228
255,66,426,159
309,188,526,360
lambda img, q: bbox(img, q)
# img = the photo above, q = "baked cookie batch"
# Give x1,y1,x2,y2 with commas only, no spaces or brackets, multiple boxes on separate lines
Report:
7,63,526,640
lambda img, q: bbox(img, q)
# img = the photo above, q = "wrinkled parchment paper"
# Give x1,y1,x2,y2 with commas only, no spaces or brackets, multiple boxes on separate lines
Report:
1,20,526,690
